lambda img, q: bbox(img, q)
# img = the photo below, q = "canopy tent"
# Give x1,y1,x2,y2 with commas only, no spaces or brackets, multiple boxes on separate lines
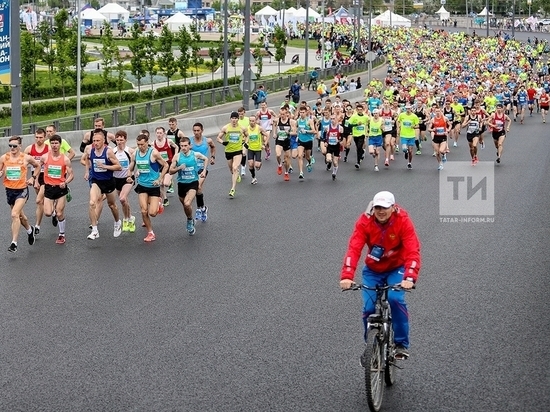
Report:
98,3,130,22
255,5,278,18
477,7,493,17
372,10,411,28
435,6,450,21
329,6,353,24
293,7,321,20
279,7,296,21
80,8,107,26
164,12,192,32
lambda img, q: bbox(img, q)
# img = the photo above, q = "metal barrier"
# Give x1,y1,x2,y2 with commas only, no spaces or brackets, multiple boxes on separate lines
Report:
2,58,382,138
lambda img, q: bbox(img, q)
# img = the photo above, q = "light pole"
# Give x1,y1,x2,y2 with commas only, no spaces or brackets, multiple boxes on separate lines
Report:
368,0,372,83
304,0,310,73
512,0,515,38
242,0,251,110
321,0,325,69
485,0,489,38
527,0,531,17
77,0,82,116
465,0,469,35
11,0,22,134
223,0,229,89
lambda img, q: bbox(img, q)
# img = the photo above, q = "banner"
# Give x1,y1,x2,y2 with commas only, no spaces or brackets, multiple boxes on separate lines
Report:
0,1,9,85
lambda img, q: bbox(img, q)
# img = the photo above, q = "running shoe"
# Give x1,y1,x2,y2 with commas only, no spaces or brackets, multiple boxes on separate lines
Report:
442,154,447,163
251,178,258,185
87,231,100,240
419,143,422,149
186,219,194,233
453,142,458,147
229,188,235,198
128,216,136,232
480,141,485,149
201,206,208,222
122,219,129,232
473,156,479,165
66,187,72,202
374,165,379,172
407,163,412,170
113,221,122,238
390,155,394,161
195,209,202,220
299,173,304,180
332,173,336,181
236,174,241,183
438,163,444,170
343,156,347,162
144,232,156,242
167,182,174,193
496,157,501,164
158,203,164,215
404,151,408,160
432,152,437,157
265,148,271,159
326,162,331,171
307,163,312,173
277,165,283,175
34,226,40,236
415,150,421,155
355,163,360,169
56,235,66,244
384,159,389,167
240,165,246,176
28,227,35,245
395,345,409,360
163,198,169,207
8,242,17,253
288,167,293,174
310,156,315,165
284,173,290,181
52,213,58,227
395,146,399,153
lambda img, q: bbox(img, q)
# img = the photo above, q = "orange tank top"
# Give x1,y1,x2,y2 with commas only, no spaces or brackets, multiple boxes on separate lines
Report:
43,152,67,185
3,153,28,189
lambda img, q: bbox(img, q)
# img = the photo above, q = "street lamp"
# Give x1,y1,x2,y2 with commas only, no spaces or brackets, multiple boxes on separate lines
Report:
527,0,532,17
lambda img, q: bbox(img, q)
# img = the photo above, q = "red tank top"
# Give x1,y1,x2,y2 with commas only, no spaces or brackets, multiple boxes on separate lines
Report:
43,152,67,185
326,125,341,145
154,139,173,163
492,112,505,132
29,143,49,172
432,116,447,136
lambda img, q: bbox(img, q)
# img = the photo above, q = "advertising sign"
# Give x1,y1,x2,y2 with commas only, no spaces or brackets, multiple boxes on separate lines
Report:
0,1,9,85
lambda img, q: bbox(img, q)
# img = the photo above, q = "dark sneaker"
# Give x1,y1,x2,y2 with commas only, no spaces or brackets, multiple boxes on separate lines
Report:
52,213,58,227
8,242,17,253
34,226,40,236
395,345,409,360
28,227,35,245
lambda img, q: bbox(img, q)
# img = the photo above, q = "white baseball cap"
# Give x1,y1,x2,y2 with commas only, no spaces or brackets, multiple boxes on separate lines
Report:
372,191,395,208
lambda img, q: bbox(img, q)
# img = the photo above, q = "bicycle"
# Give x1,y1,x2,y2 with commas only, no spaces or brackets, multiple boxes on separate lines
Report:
346,283,411,412
315,49,322,61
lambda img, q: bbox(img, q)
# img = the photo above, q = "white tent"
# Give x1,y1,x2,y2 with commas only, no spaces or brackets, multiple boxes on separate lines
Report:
80,8,108,25
372,10,411,28
98,3,130,22
477,7,493,17
435,6,450,21
255,5,278,19
164,12,192,32
279,7,296,21
293,7,321,20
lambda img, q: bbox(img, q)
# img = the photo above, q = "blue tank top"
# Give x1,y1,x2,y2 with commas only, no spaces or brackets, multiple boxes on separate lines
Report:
135,147,160,188
297,118,313,142
176,151,199,183
89,146,113,181
191,138,209,171
320,117,331,139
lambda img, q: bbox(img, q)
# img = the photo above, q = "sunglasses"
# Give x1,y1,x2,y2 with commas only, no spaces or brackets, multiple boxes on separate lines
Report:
8,144,18,148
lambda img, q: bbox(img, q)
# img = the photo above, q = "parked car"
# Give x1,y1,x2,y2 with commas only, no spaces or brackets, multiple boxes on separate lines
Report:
539,19,550,26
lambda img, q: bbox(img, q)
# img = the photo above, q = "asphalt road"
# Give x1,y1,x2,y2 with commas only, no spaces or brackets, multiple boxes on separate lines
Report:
1,103,549,411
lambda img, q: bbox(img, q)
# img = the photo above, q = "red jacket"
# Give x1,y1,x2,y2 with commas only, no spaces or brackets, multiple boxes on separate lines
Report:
341,206,421,282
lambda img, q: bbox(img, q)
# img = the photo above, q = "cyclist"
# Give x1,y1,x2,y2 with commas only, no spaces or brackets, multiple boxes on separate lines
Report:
339,191,421,360
308,68,319,91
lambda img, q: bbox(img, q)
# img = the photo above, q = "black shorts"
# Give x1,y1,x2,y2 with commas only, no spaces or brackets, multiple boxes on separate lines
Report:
298,140,313,151
276,138,291,152
177,181,199,198
6,188,29,206
114,177,133,192
224,150,242,161
432,136,447,144
135,184,161,197
91,178,116,194
452,121,461,129
419,124,427,132
197,169,209,178
44,184,69,200
466,133,479,142
247,150,262,162
326,144,341,157
36,172,45,186
541,105,549,111
492,130,506,140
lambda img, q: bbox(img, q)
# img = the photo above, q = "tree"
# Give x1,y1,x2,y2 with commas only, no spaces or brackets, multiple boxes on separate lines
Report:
206,41,222,83
67,23,90,85
115,51,126,105
228,34,238,84
189,25,204,83
157,25,177,86
20,31,42,121
143,30,159,96
253,45,263,78
128,23,147,93
211,0,222,11
98,22,118,106
176,25,192,93
37,20,55,84
273,25,287,75
54,9,72,114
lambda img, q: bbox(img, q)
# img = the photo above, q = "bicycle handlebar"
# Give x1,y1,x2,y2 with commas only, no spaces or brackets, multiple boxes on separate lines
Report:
343,283,413,292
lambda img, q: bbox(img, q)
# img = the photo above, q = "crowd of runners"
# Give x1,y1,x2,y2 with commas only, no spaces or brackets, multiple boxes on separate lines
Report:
2,26,548,251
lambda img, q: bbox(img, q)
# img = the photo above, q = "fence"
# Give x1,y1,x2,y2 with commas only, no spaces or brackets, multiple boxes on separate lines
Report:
2,57,382,138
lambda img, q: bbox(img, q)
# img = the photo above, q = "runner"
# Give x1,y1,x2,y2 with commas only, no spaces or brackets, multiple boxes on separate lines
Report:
153,126,178,208
245,115,268,185
427,107,452,170
322,113,344,180
169,137,208,236
296,106,317,180
0,136,40,252
272,106,297,182
45,124,76,160
367,109,383,172
112,130,136,232
461,105,484,165
34,134,74,244
80,117,115,152
216,111,248,196
81,130,123,240
237,107,250,178
129,134,169,242
487,103,512,164
396,104,420,170
347,103,369,169
256,101,276,160
24,128,49,236
191,122,216,221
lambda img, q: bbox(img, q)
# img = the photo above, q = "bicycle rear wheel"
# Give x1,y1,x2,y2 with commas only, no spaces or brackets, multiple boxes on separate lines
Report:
362,328,385,412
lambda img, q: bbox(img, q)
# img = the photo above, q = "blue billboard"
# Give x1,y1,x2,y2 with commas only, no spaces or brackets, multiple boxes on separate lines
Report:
0,0,9,85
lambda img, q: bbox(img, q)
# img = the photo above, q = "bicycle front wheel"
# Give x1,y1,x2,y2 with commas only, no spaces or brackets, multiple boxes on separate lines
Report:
362,328,385,412
385,323,396,386
315,53,321,60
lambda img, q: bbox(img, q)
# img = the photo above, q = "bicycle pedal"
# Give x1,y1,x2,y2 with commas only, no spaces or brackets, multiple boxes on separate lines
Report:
389,361,404,369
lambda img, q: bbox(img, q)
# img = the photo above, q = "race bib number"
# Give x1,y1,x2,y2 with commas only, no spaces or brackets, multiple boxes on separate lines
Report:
47,165,62,179
136,160,150,174
92,158,107,173
5,166,21,181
